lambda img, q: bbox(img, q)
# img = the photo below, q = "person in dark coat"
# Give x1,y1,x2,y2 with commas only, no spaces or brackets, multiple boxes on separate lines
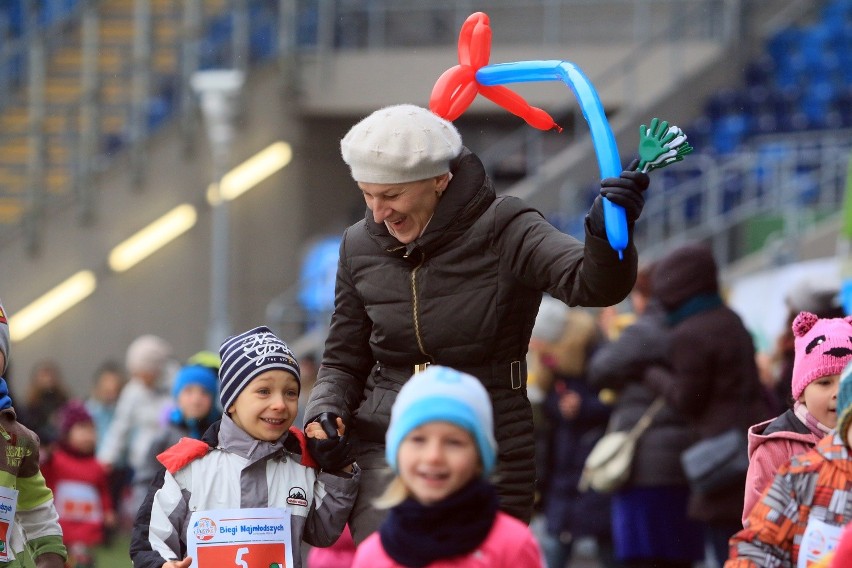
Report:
643,243,772,568
303,104,650,543
19,359,70,445
587,264,704,568
532,303,614,568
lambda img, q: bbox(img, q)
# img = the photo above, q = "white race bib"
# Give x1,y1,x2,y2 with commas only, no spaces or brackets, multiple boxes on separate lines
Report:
186,507,292,568
54,480,102,523
798,516,843,568
0,486,18,562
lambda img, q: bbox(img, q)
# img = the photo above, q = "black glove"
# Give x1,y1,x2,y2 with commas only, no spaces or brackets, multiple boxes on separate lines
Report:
314,412,341,439
306,434,357,472
586,158,650,238
306,412,357,471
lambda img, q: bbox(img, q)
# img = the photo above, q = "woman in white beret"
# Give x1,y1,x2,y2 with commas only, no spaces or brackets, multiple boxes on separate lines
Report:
304,104,649,543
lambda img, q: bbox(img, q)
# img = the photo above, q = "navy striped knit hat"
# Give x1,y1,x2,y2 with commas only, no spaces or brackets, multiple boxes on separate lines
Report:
218,326,300,412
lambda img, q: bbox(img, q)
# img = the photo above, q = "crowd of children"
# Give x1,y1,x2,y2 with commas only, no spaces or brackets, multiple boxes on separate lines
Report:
6,257,852,568
0,280,550,568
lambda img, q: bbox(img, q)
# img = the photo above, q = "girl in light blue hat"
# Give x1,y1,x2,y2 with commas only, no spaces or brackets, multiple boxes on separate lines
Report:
352,365,544,567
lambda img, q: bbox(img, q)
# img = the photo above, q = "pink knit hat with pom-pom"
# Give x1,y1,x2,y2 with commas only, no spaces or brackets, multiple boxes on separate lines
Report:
792,311,852,400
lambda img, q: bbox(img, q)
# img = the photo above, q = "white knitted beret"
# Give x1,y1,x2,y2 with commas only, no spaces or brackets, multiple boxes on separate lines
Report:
340,104,463,184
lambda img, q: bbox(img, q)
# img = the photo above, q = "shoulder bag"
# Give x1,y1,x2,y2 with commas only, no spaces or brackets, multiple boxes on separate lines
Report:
680,427,749,495
579,397,666,494
680,379,752,495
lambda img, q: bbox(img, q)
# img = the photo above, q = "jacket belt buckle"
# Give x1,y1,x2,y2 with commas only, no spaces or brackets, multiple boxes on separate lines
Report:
414,362,431,375
510,360,522,390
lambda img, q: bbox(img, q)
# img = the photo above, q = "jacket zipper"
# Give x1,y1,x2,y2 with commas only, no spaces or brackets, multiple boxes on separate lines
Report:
409,249,432,361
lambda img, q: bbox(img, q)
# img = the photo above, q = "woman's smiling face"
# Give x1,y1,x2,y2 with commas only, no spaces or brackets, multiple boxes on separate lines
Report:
359,174,449,244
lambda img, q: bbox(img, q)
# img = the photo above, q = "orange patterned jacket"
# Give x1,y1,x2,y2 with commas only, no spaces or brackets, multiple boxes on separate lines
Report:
726,432,852,568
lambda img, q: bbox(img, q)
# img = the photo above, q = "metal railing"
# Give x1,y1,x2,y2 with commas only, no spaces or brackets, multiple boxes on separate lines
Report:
635,129,852,266
305,0,734,50
0,0,818,267
476,0,738,182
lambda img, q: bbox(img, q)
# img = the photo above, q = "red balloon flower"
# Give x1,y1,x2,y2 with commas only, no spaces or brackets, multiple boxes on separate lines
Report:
429,12,561,132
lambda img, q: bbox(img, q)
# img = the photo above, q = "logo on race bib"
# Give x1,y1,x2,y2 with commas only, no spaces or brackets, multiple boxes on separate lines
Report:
286,487,307,507
193,517,217,542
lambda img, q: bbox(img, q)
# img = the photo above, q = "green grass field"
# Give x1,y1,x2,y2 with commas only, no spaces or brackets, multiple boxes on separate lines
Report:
17,532,132,568
94,533,133,567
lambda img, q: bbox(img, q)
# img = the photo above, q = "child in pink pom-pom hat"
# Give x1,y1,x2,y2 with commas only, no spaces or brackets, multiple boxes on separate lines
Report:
741,311,852,524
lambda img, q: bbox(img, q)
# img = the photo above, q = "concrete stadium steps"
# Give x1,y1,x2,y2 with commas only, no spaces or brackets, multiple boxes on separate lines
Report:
0,104,128,137
0,201,25,224
0,0,190,231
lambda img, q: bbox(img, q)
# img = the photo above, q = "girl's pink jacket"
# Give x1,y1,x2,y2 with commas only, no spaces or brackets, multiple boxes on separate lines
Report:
351,512,544,568
307,524,356,567
743,415,821,525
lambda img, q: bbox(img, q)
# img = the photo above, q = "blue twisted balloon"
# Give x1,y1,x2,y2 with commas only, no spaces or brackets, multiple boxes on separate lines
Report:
476,60,627,259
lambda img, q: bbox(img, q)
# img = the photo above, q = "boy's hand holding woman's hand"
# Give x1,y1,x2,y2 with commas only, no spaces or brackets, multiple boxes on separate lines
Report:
305,412,356,473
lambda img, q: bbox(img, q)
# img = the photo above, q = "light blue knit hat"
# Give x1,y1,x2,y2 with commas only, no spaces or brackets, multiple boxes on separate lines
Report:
385,365,497,475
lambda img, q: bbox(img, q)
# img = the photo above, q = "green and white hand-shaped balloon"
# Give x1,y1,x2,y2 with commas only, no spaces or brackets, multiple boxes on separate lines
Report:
637,118,694,173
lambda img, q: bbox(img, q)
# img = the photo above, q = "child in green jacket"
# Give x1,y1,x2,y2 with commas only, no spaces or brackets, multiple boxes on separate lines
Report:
0,298,67,568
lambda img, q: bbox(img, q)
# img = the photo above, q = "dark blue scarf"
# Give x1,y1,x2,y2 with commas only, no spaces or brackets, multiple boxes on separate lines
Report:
0,378,12,410
666,293,723,327
379,478,499,567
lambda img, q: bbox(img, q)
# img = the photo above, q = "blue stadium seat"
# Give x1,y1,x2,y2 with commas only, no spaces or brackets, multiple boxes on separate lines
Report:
767,27,801,67
744,55,775,88
712,114,750,155
3,1,25,38
773,52,808,90
834,86,852,126
801,79,837,128
821,0,852,25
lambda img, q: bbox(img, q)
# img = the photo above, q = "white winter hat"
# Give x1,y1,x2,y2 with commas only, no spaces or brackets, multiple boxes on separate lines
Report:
126,334,172,376
532,295,569,344
340,104,462,184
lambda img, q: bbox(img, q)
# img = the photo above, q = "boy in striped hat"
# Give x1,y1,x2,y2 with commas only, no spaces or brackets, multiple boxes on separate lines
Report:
131,326,359,568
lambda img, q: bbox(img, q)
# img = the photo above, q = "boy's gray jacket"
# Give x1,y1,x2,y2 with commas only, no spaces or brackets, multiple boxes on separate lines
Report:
130,416,359,568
